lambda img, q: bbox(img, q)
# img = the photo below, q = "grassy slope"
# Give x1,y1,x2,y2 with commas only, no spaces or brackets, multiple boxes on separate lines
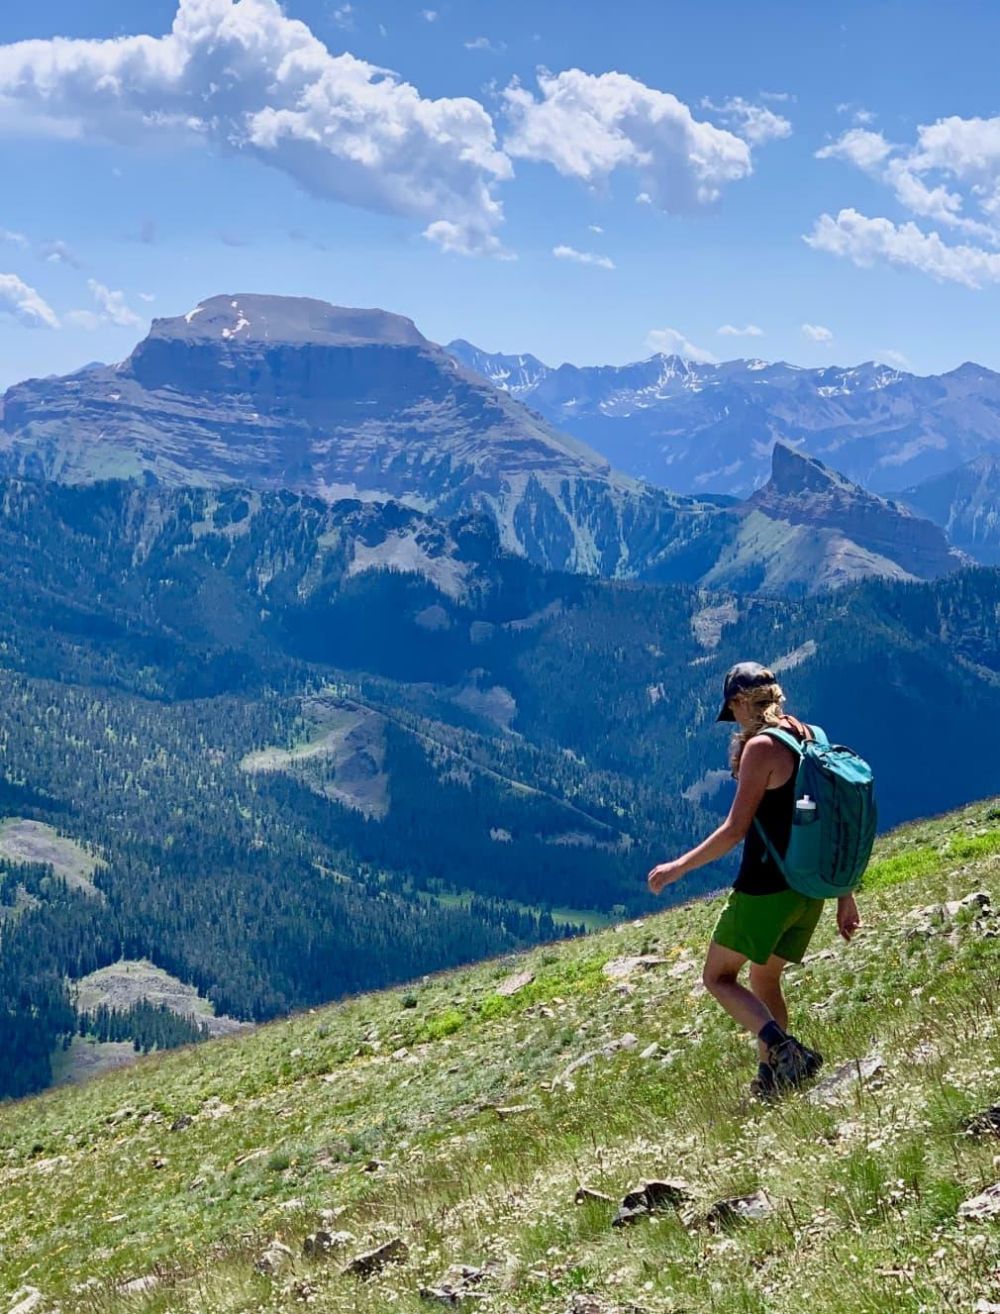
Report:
2,802,1000,1314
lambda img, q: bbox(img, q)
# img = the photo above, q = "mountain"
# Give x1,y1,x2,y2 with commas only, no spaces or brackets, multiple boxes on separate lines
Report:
1,795,998,1311
1,472,1000,1095
699,441,965,594
447,340,1000,497
900,454,1000,565
0,293,734,582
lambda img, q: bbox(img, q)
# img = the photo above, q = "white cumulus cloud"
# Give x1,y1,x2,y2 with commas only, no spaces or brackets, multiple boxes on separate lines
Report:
552,244,615,270
0,272,59,328
504,69,755,213
717,322,763,337
801,322,833,343
645,327,717,363
0,0,512,256
806,208,1000,288
813,111,1000,283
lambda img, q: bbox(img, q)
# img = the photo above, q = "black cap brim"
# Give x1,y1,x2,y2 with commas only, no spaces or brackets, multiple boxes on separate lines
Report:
716,701,735,723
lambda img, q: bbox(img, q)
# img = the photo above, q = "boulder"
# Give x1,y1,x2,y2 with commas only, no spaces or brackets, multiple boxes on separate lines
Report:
495,970,534,997
601,956,667,982
419,1263,491,1305
303,1229,353,1257
255,1240,294,1274
612,1179,691,1227
959,1182,1000,1220
809,1055,885,1104
343,1237,409,1278
170,1114,193,1132
7,1290,43,1314
120,1275,160,1296
964,1106,1000,1137
705,1189,774,1227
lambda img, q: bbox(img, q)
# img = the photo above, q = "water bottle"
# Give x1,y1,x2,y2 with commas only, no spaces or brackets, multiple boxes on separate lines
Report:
794,794,817,825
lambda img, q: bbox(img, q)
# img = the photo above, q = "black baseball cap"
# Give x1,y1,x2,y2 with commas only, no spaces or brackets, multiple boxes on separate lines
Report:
716,661,775,722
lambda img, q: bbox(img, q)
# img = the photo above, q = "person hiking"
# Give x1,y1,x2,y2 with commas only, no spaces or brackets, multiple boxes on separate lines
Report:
646,662,862,1097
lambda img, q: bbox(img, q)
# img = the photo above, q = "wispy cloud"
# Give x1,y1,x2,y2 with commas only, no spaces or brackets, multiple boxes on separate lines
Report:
702,95,792,145
646,327,717,363
806,208,1000,288
67,279,142,330
465,36,506,52
801,322,834,343
717,323,763,337
553,244,615,270
0,273,59,328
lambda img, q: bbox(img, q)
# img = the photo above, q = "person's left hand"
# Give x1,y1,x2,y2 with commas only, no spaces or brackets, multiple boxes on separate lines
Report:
647,861,683,895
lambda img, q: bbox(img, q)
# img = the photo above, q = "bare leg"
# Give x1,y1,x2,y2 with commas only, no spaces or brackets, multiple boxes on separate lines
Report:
702,942,774,1037
749,955,791,1061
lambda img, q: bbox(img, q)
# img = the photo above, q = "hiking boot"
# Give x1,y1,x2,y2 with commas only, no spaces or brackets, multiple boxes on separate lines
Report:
749,1062,779,1101
766,1033,818,1089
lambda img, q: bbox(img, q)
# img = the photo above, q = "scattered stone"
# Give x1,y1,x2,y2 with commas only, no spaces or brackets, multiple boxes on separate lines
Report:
7,1289,43,1314
419,1263,490,1305
303,1229,353,1257
945,890,992,918
343,1237,408,1278
601,955,667,982
612,1179,691,1227
391,1047,410,1061
362,1159,386,1173
255,1240,294,1274
558,1033,642,1085
575,1186,614,1206
318,1206,348,1226
170,1114,193,1132
667,959,695,978
705,1189,775,1227
809,1054,885,1104
235,1148,269,1166
965,1106,1000,1137
120,1275,160,1296
495,1104,533,1120
974,1301,1000,1314
567,1295,646,1314
640,1043,660,1060
959,1182,1000,1220
495,970,534,997
277,1198,306,1211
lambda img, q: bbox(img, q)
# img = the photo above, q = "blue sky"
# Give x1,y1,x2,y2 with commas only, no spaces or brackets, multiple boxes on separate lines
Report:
3,0,1000,387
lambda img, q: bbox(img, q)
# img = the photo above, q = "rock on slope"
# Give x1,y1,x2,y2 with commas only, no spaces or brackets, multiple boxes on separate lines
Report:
0,294,729,581
448,339,1000,497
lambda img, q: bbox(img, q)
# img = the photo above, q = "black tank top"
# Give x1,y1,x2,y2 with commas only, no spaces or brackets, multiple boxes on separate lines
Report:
733,737,799,895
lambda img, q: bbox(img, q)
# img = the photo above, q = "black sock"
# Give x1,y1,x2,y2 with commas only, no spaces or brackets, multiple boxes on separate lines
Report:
758,1020,786,1049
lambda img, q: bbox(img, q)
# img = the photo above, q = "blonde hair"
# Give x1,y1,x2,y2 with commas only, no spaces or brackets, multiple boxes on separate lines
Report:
730,677,786,776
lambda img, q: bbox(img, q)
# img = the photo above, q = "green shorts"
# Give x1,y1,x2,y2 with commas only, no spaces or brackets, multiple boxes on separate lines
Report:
712,888,824,966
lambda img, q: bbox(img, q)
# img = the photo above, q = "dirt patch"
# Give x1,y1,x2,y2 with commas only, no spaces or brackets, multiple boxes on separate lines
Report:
72,960,247,1039
0,819,105,898
240,697,389,819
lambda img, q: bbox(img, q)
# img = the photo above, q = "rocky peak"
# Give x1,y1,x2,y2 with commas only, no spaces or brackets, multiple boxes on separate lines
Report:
749,441,963,580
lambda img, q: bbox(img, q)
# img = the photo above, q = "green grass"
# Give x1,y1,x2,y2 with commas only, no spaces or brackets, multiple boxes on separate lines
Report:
2,799,1000,1313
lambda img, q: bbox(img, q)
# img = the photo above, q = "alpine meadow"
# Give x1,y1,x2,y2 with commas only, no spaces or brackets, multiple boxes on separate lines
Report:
3,2,1000,1312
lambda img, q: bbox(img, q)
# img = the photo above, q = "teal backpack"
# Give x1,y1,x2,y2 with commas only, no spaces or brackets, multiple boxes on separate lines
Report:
754,724,877,899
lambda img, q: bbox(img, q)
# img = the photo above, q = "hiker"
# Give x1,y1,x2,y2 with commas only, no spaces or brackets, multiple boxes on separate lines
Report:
646,662,865,1097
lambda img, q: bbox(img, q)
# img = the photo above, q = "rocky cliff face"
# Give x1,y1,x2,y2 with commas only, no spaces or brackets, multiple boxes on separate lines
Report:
447,341,1000,497
0,295,729,581
900,455,1000,565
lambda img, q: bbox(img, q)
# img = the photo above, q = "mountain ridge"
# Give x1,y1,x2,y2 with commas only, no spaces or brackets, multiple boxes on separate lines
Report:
447,338,1000,498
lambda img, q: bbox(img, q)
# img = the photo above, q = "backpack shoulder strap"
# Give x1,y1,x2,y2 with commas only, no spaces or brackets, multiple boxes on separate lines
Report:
807,723,829,746
755,726,805,757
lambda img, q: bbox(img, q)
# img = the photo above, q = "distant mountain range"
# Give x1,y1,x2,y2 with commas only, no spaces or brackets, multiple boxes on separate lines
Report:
0,294,965,593
447,339,1000,501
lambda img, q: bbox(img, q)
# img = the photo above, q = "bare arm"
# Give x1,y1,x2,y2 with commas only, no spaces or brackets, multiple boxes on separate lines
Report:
648,736,782,894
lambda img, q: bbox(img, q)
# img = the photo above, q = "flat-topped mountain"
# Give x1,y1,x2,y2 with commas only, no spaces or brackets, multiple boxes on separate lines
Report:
0,294,731,581
447,340,1000,497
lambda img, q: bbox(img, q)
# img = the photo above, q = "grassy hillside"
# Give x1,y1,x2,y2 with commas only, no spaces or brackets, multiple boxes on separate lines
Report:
2,801,1000,1314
